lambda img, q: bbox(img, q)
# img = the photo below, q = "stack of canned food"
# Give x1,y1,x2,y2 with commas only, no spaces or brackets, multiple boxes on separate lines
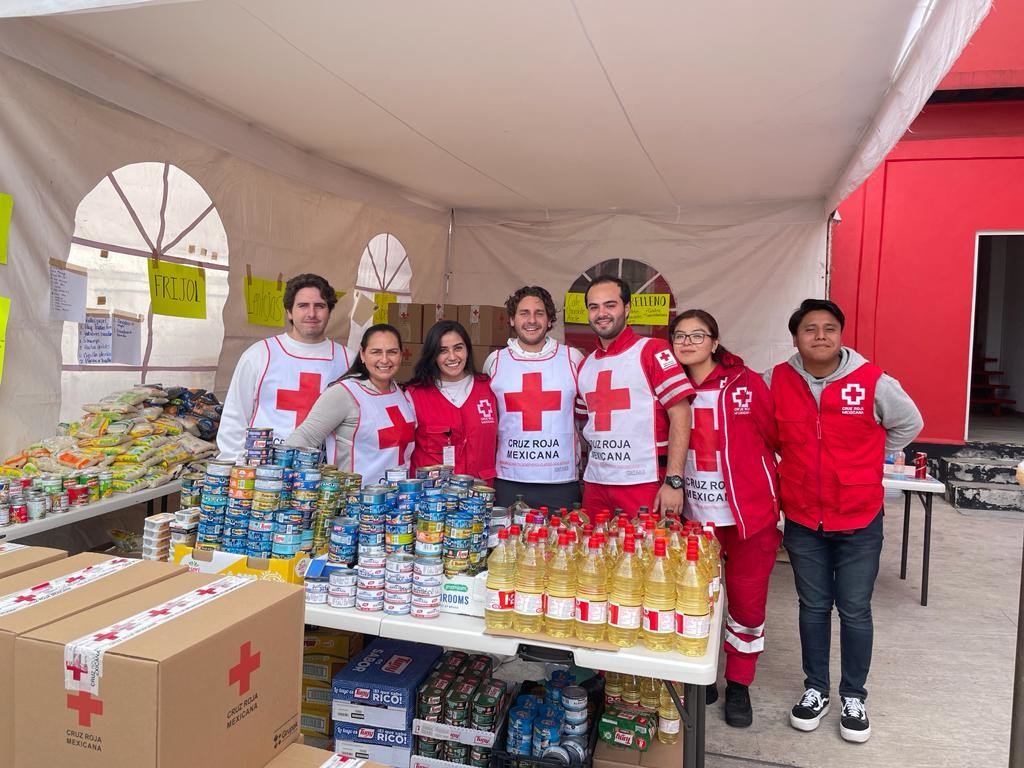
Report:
243,426,273,465
328,567,356,608
0,471,117,528
197,459,231,548
411,555,444,619
384,553,414,615
506,672,593,768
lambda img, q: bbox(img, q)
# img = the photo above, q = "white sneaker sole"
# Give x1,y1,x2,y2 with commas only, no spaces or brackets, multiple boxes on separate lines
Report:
840,722,871,743
790,703,830,731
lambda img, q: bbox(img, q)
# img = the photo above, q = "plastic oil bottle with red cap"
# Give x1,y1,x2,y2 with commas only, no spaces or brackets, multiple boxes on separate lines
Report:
641,537,676,651
675,534,711,656
606,534,644,647
575,535,609,642
545,532,578,639
484,527,517,630
512,531,546,634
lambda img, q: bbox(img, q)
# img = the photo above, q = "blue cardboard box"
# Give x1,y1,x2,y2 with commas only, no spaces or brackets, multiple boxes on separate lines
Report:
331,638,442,729
333,721,412,748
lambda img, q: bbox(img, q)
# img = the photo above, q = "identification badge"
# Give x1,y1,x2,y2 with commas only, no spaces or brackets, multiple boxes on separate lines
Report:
443,445,456,466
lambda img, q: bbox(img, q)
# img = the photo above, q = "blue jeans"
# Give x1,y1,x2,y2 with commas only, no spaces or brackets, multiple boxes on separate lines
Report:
783,511,884,700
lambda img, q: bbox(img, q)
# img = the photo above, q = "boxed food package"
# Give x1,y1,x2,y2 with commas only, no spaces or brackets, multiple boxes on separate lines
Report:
0,542,66,579
388,302,424,344
598,703,658,751
334,739,413,768
173,543,308,583
299,702,333,742
0,553,184,752
304,627,363,686
332,638,443,730
592,736,683,768
14,572,304,767
439,572,486,617
263,742,392,767
334,721,413,749
457,305,512,348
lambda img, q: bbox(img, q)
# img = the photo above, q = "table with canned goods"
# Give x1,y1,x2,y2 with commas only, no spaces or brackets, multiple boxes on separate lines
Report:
0,479,181,542
305,601,722,768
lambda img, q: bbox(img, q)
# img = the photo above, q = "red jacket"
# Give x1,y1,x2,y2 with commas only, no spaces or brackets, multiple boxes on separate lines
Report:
408,377,499,481
770,361,885,531
692,353,780,539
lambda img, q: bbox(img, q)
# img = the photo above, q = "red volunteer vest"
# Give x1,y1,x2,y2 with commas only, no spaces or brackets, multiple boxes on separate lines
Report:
771,361,885,531
409,378,499,480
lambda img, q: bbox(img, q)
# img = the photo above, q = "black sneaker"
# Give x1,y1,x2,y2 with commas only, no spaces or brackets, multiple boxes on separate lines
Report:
706,682,719,705
790,688,830,731
839,697,871,742
724,681,752,728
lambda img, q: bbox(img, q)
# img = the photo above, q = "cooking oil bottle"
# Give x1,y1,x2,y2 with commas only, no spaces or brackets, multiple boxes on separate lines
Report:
620,674,641,707
675,535,711,656
512,531,546,634
485,528,517,630
574,536,608,642
606,534,644,647
509,494,530,528
604,671,623,704
545,532,578,639
657,682,682,744
702,524,722,605
641,538,676,651
639,676,661,710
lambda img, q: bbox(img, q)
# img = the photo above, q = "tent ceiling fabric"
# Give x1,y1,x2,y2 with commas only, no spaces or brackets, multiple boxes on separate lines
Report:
33,0,988,215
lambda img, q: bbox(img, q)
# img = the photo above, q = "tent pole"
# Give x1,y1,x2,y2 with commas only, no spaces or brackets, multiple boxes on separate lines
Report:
1011,521,1024,768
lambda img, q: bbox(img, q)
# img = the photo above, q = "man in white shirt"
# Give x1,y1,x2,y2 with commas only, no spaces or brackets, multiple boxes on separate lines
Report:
484,286,584,511
217,273,350,460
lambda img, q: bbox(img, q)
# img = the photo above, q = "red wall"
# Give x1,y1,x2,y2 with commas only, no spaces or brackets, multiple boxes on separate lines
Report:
938,0,1024,90
831,102,1024,443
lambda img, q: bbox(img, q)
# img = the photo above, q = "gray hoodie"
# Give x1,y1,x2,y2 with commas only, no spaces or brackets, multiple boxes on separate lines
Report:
764,347,923,453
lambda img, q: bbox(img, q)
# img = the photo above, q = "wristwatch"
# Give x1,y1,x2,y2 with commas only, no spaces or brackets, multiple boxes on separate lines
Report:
664,475,684,490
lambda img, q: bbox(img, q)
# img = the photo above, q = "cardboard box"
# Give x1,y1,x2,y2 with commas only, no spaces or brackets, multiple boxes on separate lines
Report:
388,302,424,344
457,305,512,348
0,553,184,754
334,721,413,749
430,304,459,325
15,572,304,767
0,543,66,579
304,627,363,686
299,702,332,740
263,741,392,768
598,703,658,751
302,678,334,709
593,736,683,768
173,543,308,583
397,343,422,384
439,572,487,617
332,638,443,729
334,739,412,768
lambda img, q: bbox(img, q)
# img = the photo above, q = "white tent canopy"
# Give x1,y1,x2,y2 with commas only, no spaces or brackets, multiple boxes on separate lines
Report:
0,0,989,454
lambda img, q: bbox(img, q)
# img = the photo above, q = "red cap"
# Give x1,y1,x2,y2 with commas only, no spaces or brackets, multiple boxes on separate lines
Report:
583,523,594,535
654,538,667,557
527,531,540,543
498,528,509,540
538,527,549,539
569,512,581,524
550,516,562,528
686,537,699,561
597,510,610,523
509,525,521,535
558,532,573,547
644,518,656,531
588,535,602,550
623,535,637,554
624,523,636,536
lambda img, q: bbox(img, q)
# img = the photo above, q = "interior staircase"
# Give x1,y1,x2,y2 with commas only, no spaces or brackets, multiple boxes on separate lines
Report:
971,354,1016,415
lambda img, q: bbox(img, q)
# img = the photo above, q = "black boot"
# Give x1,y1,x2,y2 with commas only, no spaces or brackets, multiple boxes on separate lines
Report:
705,682,719,705
724,681,753,727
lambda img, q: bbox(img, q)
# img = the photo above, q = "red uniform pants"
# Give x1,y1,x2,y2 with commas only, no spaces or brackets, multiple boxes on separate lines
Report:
715,522,782,686
582,480,662,519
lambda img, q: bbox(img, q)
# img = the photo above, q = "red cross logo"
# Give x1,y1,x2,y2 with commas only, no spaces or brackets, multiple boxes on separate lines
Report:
148,608,172,617
67,691,103,727
197,588,218,596
841,383,866,407
584,370,630,432
66,576,86,584
378,406,415,464
93,630,119,642
731,387,752,409
691,407,720,471
276,372,324,427
228,641,262,696
476,399,495,422
13,595,36,603
66,662,87,681
504,372,561,431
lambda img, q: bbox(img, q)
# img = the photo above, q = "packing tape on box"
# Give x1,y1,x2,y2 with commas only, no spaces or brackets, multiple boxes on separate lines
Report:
0,557,140,618
319,757,368,768
0,543,28,555
63,575,254,696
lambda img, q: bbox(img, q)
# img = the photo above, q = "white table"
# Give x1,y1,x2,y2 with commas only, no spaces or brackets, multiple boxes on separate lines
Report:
882,473,946,606
305,603,723,768
0,479,181,542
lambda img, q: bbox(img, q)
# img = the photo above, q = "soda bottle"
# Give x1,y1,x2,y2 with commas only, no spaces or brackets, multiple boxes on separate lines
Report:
641,538,676,651
575,536,609,642
544,532,577,638
702,524,723,605
606,535,644,647
512,531,546,634
510,494,530,528
485,528,517,630
639,676,661,710
657,682,682,744
675,536,710,656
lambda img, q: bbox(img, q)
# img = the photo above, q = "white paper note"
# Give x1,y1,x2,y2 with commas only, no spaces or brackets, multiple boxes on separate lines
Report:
111,312,142,366
49,259,87,323
78,310,112,364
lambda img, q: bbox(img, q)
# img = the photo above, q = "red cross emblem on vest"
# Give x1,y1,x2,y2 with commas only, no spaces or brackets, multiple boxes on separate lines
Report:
505,372,561,431
229,641,262,696
67,691,103,727
378,406,415,464
691,407,720,472
585,370,631,431
276,372,323,426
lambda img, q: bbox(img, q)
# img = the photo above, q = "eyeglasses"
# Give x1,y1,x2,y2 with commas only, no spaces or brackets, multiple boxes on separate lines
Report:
671,332,710,344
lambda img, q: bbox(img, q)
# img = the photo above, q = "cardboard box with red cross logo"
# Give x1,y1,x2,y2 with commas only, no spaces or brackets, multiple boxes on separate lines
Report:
0,543,66,580
387,302,424,344
457,305,512,348
14,571,303,768
0,553,185,755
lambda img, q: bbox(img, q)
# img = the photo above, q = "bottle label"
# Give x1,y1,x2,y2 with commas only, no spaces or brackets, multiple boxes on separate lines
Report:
545,595,576,620
675,612,711,639
514,591,544,616
659,716,680,735
486,587,515,611
575,598,608,624
712,576,721,595
642,606,675,633
607,602,642,629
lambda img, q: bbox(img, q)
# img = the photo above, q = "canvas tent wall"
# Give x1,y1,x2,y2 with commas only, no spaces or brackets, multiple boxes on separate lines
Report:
0,1,990,457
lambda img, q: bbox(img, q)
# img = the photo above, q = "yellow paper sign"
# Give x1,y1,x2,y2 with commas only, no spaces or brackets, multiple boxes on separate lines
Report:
563,292,588,325
373,291,397,325
0,295,10,386
148,258,206,319
0,193,13,265
245,276,286,327
627,293,671,326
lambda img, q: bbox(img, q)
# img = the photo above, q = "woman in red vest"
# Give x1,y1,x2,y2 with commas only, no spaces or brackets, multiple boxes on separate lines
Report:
670,308,781,729
406,321,498,482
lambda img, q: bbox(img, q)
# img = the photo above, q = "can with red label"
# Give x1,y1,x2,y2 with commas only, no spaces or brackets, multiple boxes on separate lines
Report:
67,484,90,506
914,451,928,479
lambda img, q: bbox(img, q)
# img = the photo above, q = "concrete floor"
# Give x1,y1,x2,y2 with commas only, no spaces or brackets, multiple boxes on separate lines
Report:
703,493,1021,768
968,413,1024,445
